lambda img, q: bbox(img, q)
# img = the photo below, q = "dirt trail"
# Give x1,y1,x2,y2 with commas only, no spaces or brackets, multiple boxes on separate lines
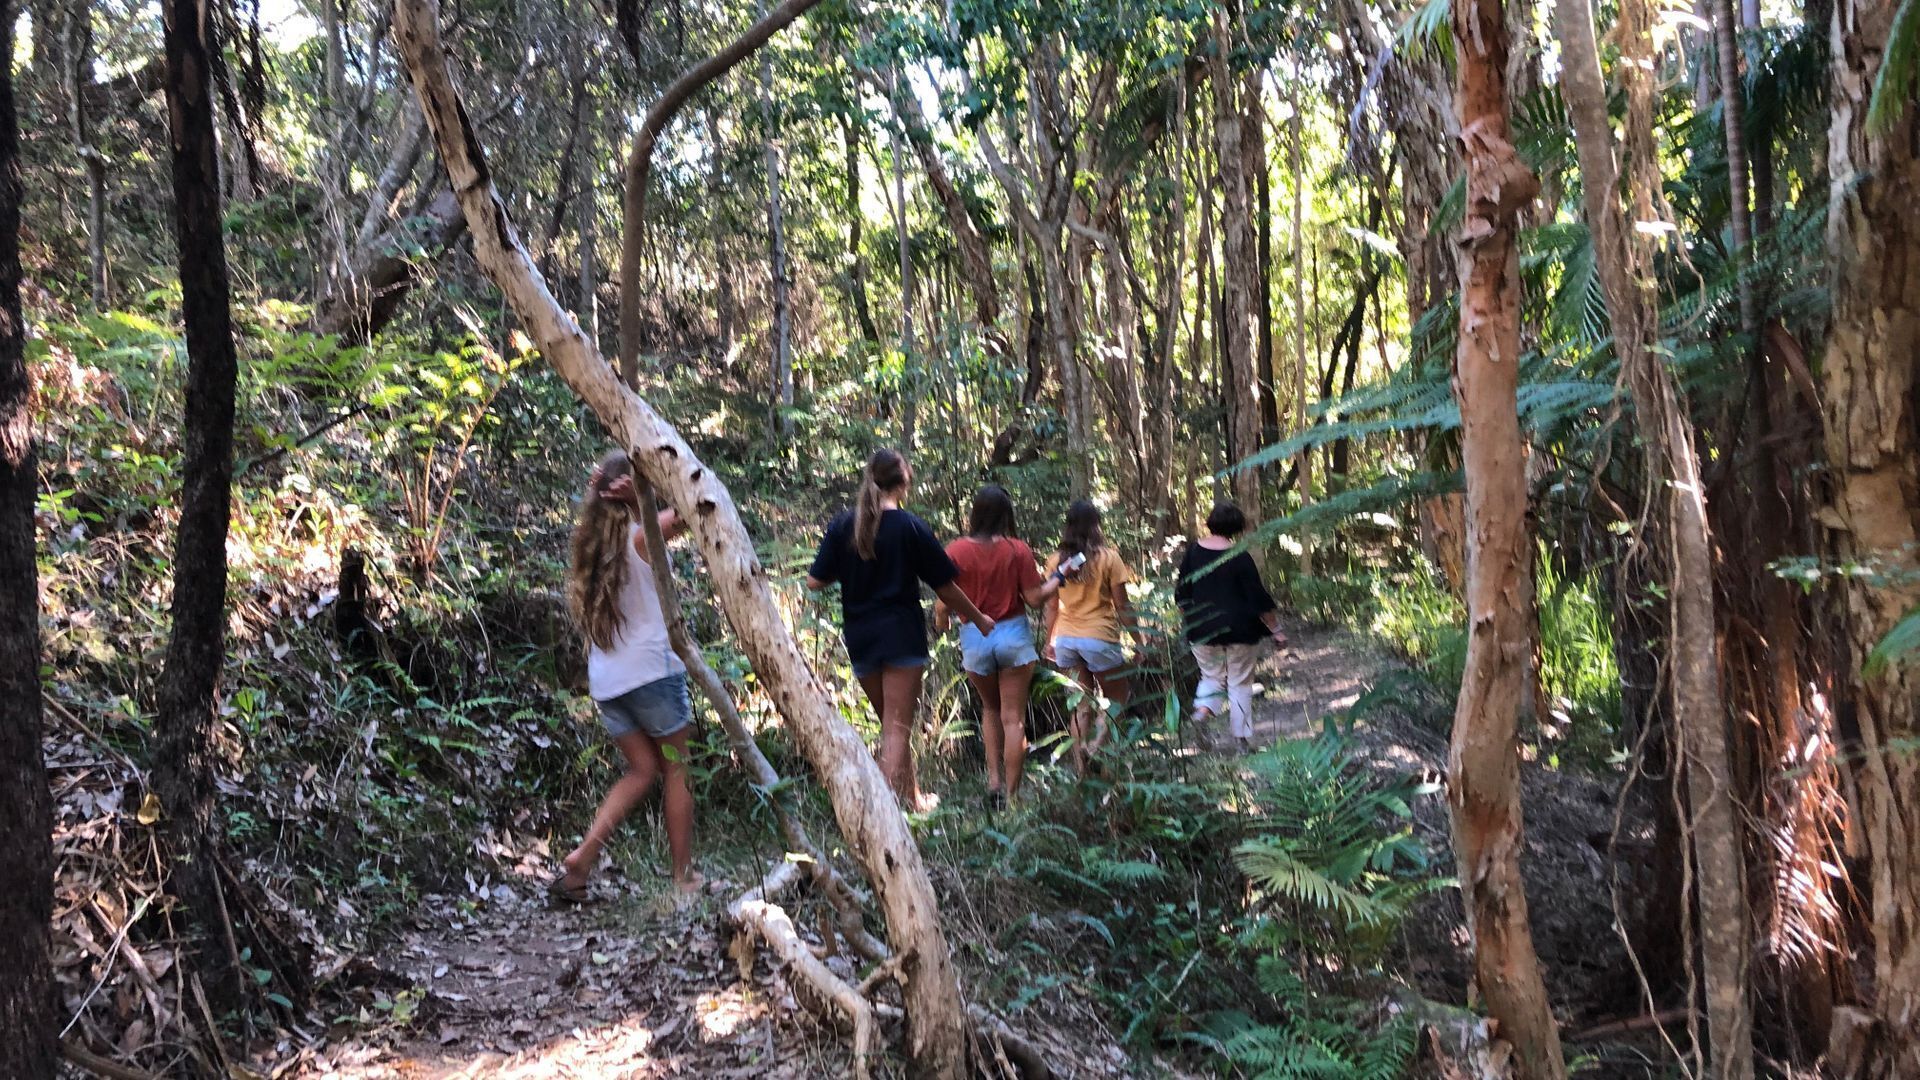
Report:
286,874,864,1079
1248,615,1400,744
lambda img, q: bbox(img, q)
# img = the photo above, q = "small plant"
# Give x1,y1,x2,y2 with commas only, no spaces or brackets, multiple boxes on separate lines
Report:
1234,733,1439,958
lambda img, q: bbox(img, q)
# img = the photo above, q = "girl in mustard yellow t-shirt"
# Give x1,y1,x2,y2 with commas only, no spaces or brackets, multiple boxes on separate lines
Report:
1042,500,1133,774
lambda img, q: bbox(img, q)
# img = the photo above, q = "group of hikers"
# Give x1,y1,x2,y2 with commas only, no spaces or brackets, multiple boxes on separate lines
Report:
548,448,1290,902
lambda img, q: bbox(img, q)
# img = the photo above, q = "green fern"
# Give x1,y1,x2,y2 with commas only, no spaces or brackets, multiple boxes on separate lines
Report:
1868,0,1919,136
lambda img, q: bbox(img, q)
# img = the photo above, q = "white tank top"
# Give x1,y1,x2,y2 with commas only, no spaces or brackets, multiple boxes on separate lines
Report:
586,525,686,700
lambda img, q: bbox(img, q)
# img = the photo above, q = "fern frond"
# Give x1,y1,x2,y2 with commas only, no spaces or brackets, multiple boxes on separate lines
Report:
1868,0,1920,136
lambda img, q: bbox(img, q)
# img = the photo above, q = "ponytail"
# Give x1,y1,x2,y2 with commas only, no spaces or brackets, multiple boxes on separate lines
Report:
853,448,909,560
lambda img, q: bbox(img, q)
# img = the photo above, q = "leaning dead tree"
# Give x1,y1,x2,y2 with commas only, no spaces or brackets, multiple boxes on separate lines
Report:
390,1,978,1073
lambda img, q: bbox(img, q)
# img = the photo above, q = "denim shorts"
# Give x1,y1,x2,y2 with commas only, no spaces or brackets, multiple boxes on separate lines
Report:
1052,635,1127,674
597,672,692,739
851,653,928,679
959,617,1039,676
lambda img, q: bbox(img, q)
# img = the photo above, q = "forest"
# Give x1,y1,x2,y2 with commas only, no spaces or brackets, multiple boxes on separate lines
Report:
1,0,1917,1074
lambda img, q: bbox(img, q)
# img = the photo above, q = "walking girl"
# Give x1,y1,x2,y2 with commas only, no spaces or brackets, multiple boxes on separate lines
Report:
553,450,700,901
1042,500,1134,774
934,484,1068,807
1176,501,1288,753
807,449,996,808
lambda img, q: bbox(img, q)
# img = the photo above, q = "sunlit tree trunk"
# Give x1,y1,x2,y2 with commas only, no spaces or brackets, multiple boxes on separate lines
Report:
0,0,57,1067
1822,0,1920,1071
1556,0,1754,1074
154,0,245,1013
1446,0,1564,1077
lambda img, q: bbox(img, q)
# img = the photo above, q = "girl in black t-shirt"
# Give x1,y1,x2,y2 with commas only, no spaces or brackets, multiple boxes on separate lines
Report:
807,449,993,808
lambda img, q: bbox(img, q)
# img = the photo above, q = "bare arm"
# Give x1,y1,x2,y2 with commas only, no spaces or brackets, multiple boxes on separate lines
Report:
1022,565,1068,608
934,582,994,635
805,575,829,591
1110,580,1135,633
933,598,951,634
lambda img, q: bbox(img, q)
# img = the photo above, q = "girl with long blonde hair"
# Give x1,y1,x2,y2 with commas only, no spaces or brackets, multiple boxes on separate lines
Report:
551,450,700,901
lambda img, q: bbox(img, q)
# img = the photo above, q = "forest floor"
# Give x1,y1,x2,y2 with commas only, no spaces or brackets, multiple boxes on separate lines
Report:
178,616,1644,1079
263,618,1400,1079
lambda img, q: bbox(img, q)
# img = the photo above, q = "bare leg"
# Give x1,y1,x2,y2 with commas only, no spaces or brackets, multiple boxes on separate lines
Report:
1085,667,1131,760
655,727,700,889
998,663,1034,800
562,732,661,887
1069,665,1098,776
865,665,926,804
969,671,1004,793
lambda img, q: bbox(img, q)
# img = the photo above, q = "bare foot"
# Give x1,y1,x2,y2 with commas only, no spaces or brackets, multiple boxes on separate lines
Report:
910,791,942,814
673,871,707,897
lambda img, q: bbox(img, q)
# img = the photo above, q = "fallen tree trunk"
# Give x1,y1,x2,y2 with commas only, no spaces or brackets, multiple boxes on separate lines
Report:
389,4,971,1074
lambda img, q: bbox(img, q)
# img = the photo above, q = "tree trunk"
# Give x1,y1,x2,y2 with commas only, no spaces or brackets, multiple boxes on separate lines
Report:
1556,0,1754,1074
351,101,428,254
65,0,108,308
1713,0,1758,337
1446,0,1564,1077
842,118,880,344
155,0,245,1014
1822,0,1920,1071
312,186,466,344
760,41,792,442
879,74,1001,329
0,0,57,1067
392,5,972,1073
1252,71,1278,444
1290,88,1311,573
574,57,599,348
614,0,827,385
886,72,917,447
1209,9,1264,539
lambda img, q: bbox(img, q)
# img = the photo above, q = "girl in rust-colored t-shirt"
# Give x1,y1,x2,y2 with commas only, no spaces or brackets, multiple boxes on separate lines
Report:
934,484,1067,807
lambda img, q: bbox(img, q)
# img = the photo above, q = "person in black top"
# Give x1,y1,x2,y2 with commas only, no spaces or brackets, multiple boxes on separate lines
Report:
1174,502,1289,753
808,449,994,808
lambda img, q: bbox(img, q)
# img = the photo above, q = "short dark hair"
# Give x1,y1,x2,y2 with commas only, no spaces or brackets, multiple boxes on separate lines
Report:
1206,501,1247,538
968,484,1018,539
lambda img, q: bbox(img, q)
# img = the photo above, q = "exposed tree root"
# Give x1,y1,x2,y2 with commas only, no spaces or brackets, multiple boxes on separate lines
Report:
728,861,881,1079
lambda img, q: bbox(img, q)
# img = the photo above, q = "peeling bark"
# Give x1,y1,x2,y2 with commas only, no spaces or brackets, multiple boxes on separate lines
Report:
1822,0,1920,1071
1444,0,1565,1077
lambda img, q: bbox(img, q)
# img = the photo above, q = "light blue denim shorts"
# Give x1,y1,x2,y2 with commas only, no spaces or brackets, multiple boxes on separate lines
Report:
959,617,1039,676
1052,635,1128,674
597,672,692,739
